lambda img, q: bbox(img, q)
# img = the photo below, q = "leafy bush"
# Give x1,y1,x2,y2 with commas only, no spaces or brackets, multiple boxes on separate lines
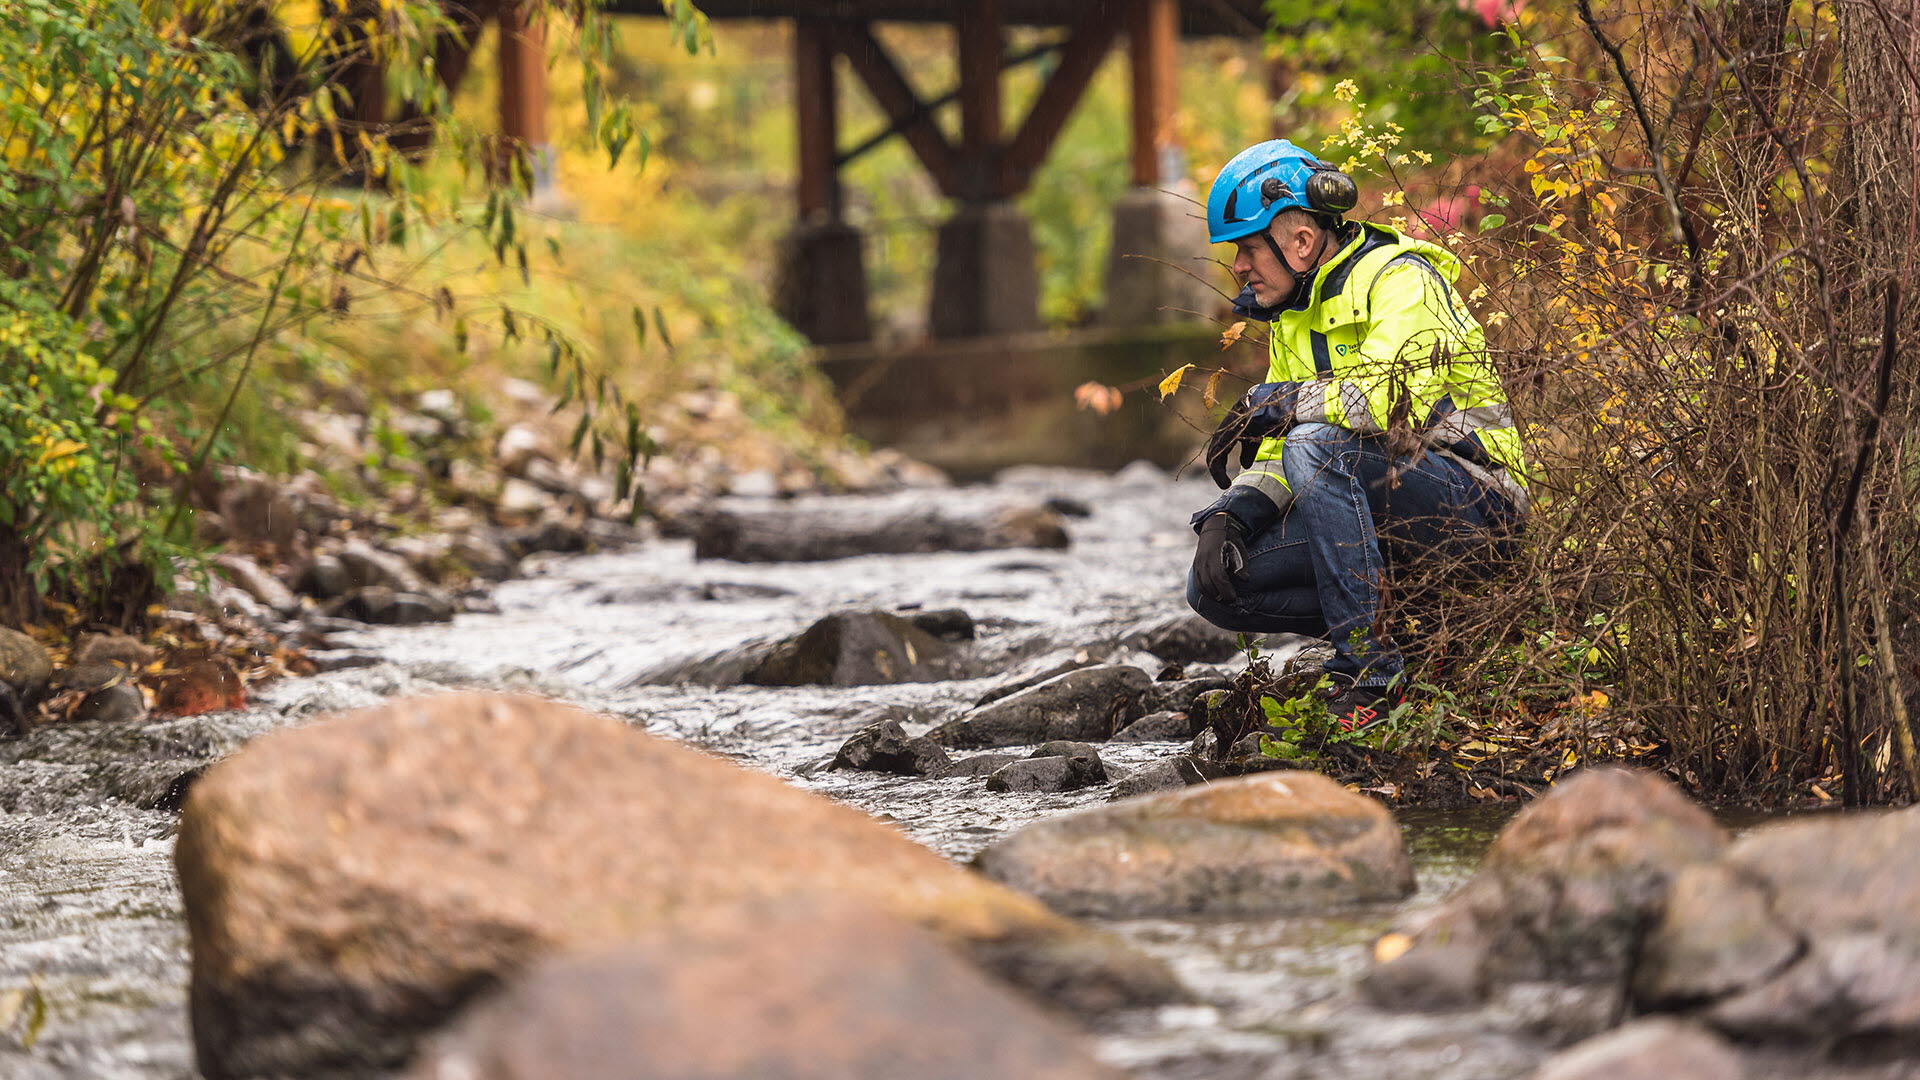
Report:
0,0,680,623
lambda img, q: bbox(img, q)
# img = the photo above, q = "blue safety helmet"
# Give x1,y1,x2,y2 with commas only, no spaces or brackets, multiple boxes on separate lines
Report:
1205,139,1359,244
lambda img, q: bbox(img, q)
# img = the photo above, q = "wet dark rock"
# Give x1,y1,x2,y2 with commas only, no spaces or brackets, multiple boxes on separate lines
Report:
456,591,502,616
218,475,301,551
305,650,383,673
583,518,650,550
507,518,590,557
1146,676,1235,717
0,627,52,699
1188,727,1219,759
1110,710,1195,743
324,586,455,626
985,742,1109,793
0,682,25,739
100,760,205,811
1362,767,1727,1012
593,581,794,606
338,540,432,594
1534,1018,1745,1080
933,753,1023,780
1634,803,1920,1052
976,772,1414,918
300,614,369,637
974,655,1103,707
294,554,354,599
699,581,792,601
986,756,1106,793
50,659,135,694
1118,613,1245,665
692,501,1070,563
73,682,147,723
1028,740,1103,760
176,694,1179,1078
404,904,1121,1080
930,666,1152,749
448,529,519,581
907,608,976,641
213,555,299,613
831,720,951,776
1107,757,1210,800
745,611,961,687
1043,495,1093,518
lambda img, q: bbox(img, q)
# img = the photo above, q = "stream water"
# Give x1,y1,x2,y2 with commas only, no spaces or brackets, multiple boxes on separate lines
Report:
1,465,1550,1079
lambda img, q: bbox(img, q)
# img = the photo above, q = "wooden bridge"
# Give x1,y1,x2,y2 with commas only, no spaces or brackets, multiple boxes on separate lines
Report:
435,0,1265,344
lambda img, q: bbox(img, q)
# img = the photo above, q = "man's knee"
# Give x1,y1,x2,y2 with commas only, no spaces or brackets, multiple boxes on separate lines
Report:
1281,422,1358,489
1186,571,1259,633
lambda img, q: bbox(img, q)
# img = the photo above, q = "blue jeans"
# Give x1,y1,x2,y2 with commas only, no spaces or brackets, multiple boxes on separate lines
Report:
1186,423,1517,687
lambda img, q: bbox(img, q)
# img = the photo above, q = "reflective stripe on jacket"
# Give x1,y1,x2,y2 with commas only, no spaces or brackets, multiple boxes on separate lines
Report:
1205,223,1529,536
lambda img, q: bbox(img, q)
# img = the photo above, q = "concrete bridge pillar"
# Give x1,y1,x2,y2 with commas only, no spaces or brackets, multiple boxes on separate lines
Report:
773,16,872,344
928,0,1041,339
1102,0,1216,326
930,203,1043,339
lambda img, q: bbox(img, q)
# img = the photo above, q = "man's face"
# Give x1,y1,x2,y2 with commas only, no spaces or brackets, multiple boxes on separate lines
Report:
1230,218,1320,308
1231,232,1288,308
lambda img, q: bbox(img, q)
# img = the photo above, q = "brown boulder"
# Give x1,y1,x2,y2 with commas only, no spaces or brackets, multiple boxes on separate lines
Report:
406,902,1119,1080
974,771,1413,918
177,694,1180,1079
0,626,52,697
1362,767,1727,1011
1533,1018,1745,1080
1635,805,1920,1053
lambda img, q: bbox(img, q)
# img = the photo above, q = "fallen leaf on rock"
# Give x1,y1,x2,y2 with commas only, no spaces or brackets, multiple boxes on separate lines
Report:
1374,932,1414,964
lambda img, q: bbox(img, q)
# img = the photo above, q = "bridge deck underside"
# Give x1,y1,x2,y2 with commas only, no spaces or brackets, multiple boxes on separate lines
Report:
602,0,1264,36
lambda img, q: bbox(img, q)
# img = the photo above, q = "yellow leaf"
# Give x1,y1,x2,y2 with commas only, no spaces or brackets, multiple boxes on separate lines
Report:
1219,320,1247,349
34,440,86,465
1158,364,1195,402
1203,369,1226,410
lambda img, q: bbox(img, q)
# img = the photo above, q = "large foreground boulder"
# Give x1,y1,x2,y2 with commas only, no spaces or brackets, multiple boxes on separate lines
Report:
176,694,1182,1079
1362,767,1727,1012
406,902,1119,1080
1634,804,1920,1055
930,666,1151,749
975,772,1413,918
693,501,1068,562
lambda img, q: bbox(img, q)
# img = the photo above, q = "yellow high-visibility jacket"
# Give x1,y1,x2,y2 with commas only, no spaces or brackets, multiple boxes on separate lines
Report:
1202,222,1528,536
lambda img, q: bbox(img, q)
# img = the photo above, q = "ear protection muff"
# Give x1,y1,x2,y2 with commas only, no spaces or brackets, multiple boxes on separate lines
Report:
1303,164,1358,216
1256,163,1358,218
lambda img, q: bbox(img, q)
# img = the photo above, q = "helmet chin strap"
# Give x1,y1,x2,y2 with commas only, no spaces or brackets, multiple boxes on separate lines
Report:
1259,223,1331,308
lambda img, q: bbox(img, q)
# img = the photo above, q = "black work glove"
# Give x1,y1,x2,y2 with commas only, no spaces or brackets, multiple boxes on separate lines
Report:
1205,382,1302,488
1192,513,1250,604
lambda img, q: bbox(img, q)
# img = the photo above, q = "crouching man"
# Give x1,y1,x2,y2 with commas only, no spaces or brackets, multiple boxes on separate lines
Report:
1188,139,1528,730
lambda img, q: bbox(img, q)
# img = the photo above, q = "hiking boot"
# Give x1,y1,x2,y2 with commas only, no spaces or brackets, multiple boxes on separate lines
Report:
1324,686,1396,733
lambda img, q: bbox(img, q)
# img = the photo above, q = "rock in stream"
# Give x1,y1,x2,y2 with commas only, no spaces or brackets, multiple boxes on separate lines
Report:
175,693,1182,1079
